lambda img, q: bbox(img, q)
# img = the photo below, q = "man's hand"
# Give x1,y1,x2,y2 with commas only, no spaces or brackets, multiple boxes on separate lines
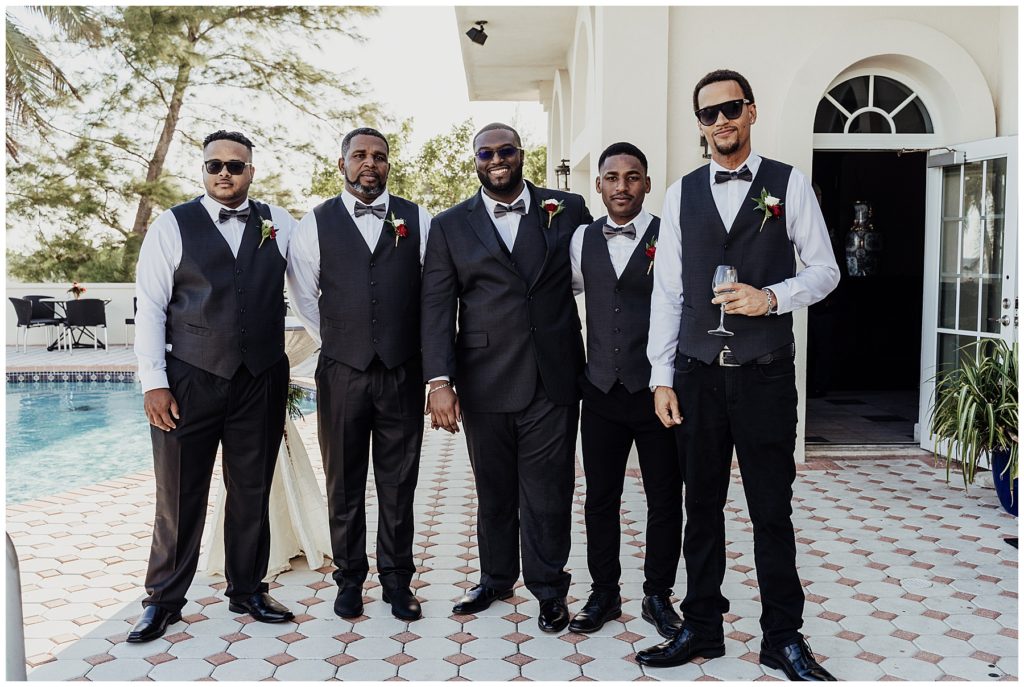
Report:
653,386,683,428
144,388,179,431
425,382,461,434
712,282,770,317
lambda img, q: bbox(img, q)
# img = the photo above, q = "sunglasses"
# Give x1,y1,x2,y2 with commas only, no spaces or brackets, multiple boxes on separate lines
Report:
203,159,253,175
475,146,523,162
694,99,751,127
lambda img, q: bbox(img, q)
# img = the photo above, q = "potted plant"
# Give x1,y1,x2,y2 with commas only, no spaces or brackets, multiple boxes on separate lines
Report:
929,338,1018,516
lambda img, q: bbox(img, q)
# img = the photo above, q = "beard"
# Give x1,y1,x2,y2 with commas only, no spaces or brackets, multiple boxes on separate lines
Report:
712,136,741,157
477,159,524,195
345,169,386,198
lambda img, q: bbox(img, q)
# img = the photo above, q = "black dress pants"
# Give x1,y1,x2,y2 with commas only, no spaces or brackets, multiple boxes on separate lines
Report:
461,380,578,601
144,354,289,613
316,355,424,593
674,353,804,646
580,377,682,596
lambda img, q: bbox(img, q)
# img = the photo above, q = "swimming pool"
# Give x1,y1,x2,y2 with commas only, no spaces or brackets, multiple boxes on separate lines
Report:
6,382,316,504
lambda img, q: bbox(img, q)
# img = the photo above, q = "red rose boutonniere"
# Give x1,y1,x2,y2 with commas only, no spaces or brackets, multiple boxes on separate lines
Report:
258,218,277,249
645,237,657,275
67,282,86,298
751,188,784,232
385,213,409,247
541,198,565,228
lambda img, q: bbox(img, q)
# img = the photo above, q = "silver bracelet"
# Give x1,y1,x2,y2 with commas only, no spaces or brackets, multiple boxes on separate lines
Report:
428,382,452,395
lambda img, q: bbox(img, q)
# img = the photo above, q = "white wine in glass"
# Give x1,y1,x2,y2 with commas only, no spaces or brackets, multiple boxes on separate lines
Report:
708,265,737,336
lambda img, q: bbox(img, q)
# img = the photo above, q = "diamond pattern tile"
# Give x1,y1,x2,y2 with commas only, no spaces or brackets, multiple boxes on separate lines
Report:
8,398,1017,681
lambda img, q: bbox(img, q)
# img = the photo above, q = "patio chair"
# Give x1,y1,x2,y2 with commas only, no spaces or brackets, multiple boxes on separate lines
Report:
9,297,61,353
124,296,137,349
63,298,108,353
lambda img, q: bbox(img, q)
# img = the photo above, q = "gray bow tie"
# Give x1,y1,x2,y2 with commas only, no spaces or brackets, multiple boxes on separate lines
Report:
218,207,250,223
354,201,386,219
493,199,527,218
603,222,636,240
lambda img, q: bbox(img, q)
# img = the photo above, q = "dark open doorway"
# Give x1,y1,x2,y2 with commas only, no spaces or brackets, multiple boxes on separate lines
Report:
807,151,926,444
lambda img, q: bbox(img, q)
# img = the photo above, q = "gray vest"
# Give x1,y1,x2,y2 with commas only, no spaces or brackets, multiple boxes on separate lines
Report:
581,216,660,393
315,194,422,371
166,198,286,379
677,158,796,364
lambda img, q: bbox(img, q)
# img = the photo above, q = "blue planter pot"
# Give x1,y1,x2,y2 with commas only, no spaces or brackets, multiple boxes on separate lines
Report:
992,450,1018,517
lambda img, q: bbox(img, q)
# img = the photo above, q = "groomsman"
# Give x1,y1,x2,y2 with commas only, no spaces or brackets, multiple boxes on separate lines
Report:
131,130,296,642
421,123,592,632
289,127,432,621
638,69,840,680
567,143,684,637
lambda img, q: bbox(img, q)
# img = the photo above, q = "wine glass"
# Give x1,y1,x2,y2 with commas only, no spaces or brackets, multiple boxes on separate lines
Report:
708,265,737,336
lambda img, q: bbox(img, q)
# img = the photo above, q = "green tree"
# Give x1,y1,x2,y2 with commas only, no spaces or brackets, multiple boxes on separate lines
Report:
413,119,478,215
6,6,380,281
523,144,547,187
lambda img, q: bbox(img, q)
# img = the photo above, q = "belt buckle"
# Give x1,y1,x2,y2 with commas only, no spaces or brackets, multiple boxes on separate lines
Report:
717,349,741,367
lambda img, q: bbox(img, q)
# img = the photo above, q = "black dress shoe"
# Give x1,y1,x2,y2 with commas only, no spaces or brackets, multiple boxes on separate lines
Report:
334,585,364,618
635,627,726,668
641,594,684,639
568,591,621,633
759,637,837,681
452,584,513,615
382,587,422,621
126,606,182,643
538,597,570,633
228,592,295,623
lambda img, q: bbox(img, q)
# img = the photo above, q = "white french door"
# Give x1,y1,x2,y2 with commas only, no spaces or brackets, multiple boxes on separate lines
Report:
919,136,1018,452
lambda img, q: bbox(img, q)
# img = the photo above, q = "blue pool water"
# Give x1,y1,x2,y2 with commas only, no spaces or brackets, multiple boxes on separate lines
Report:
6,382,316,504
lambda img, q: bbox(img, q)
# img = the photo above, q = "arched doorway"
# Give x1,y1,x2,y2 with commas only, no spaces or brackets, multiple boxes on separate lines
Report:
805,71,934,445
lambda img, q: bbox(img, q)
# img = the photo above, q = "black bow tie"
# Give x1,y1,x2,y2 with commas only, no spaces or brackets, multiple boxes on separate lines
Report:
218,207,250,223
354,201,386,219
493,199,527,218
714,165,753,184
603,223,636,241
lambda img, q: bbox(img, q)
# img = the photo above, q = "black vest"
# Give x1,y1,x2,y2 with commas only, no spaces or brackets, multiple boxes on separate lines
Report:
677,158,796,364
315,194,422,371
166,198,286,379
581,215,660,393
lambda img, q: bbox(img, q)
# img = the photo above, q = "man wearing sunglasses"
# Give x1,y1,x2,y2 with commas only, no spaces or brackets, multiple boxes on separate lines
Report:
421,123,592,633
288,127,432,622
130,130,298,642
638,70,840,680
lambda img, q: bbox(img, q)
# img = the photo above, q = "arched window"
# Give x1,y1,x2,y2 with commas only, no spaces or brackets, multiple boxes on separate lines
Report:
814,75,933,134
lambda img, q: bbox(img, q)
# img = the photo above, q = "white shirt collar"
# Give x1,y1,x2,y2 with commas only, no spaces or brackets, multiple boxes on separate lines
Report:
200,195,250,224
606,207,652,232
709,151,762,178
480,183,532,218
341,188,391,217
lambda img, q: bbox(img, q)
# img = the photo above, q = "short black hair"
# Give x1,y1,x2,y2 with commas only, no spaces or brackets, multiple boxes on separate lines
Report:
342,127,389,158
598,142,648,173
203,130,254,151
473,122,522,149
692,69,755,111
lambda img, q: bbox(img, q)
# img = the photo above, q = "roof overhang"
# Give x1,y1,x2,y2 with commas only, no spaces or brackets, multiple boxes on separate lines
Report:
454,6,575,102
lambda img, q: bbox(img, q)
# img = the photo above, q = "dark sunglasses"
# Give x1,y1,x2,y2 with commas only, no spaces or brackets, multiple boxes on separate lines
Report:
204,159,252,175
475,146,523,162
694,99,751,127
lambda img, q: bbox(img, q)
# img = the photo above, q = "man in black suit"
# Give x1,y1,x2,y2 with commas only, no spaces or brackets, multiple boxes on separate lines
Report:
421,122,592,633
566,142,684,638
289,127,432,622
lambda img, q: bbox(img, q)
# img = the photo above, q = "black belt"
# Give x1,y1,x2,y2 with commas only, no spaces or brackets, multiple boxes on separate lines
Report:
713,343,795,367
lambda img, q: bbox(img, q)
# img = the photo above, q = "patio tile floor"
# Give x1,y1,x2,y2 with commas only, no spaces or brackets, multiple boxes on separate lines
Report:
7,405,1018,681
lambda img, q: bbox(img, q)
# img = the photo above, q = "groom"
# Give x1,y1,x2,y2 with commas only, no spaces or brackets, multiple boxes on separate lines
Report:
422,123,592,632
130,130,296,642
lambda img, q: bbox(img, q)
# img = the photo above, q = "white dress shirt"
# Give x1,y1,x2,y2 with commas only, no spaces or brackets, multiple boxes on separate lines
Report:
647,152,840,388
479,184,533,251
570,208,654,295
135,195,297,393
287,188,432,346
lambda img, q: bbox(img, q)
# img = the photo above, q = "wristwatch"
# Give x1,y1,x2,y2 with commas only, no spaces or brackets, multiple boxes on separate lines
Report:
762,288,778,315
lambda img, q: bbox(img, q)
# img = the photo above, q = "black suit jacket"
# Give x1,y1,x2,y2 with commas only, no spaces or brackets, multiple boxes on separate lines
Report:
421,181,592,412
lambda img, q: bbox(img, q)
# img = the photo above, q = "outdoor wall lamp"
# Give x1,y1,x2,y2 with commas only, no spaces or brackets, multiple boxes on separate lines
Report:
699,134,712,159
466,21,488,45
555,159,571,191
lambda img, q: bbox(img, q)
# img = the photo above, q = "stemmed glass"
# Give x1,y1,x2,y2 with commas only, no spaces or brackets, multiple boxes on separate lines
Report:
708,265,737,336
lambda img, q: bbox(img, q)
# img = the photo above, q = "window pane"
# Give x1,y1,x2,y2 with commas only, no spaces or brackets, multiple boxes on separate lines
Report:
939,279,957,329
961,162,985,275
985,156,1007,217
958,278,979,331
849,111,893,134
942,167,962,219
891,98,934,133
981,274,1002,334
813,98,845,133
940,220,959,275
937,333,963,373
873,75,914,112
828,76,868,115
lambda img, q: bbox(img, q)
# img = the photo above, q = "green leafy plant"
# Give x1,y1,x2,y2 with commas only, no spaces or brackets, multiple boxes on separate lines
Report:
929,338,1018,495
286,384,308,422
